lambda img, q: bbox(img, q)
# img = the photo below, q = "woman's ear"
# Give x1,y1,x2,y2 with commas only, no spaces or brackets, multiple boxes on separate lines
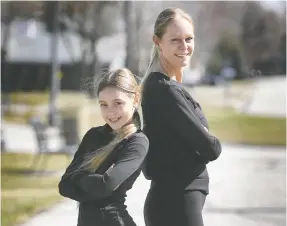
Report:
153,35,160,48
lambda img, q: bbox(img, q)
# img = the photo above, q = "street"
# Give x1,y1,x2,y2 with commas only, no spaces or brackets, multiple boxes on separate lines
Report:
244,76,286,117
19,144,286,226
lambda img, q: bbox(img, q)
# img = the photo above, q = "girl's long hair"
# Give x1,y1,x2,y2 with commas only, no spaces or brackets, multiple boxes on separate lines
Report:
65,68,141,177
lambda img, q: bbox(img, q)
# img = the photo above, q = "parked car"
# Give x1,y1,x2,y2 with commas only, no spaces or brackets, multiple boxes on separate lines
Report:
200,74,223,86
182,68,202,86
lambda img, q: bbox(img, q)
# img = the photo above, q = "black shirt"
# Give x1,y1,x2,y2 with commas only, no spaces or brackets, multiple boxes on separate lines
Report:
58,124,149,207
141,72,222,194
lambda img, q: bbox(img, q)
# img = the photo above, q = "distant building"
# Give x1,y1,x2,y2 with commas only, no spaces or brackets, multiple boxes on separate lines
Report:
1,20,126,92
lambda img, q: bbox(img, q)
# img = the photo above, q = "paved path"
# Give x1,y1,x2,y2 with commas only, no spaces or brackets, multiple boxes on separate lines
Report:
242,76,286,117
189,76,286,118
1,122,65,153
18,144,286,226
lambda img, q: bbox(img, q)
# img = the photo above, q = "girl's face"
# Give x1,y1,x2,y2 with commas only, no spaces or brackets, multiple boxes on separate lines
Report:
155,17,194,70
98,87,136,131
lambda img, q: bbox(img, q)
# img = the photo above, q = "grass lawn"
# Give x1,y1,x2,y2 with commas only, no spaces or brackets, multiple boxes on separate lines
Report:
3,89,286,146
1,153,70,226
203,105,286,146
2,91,93,124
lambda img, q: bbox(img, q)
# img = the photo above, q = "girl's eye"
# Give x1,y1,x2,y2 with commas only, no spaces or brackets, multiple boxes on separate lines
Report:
100,103,107,107
115,102,123,106
171,38,180,42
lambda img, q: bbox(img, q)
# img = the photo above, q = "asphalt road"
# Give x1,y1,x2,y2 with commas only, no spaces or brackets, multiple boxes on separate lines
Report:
19,144,286,226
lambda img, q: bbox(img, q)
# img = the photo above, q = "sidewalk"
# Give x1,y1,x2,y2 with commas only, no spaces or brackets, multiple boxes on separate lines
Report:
18,144,286,226
239,76,286,117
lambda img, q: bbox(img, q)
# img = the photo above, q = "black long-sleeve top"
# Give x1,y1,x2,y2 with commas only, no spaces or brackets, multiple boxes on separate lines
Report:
58,124,149,224
141,72,222,194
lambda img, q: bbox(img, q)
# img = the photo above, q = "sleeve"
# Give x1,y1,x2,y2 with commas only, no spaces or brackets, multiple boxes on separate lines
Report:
157,84,222,162
73,136,149,199
58,128,96,202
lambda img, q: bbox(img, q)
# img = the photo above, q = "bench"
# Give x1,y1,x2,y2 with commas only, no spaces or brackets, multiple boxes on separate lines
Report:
29,116,76,171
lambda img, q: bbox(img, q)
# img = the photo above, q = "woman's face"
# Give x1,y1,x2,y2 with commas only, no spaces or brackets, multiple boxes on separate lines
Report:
98,87,136,131
156,17,194,70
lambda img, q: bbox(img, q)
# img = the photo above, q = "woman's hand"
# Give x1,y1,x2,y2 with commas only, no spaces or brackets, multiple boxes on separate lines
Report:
203,126,209,132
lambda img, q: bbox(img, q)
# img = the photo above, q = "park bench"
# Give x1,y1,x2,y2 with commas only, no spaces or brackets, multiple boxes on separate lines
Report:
29,116,76,171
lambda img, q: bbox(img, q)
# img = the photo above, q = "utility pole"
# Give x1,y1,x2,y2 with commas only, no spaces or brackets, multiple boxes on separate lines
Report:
45,1,61,127
124,1,139,76
1,2,13,71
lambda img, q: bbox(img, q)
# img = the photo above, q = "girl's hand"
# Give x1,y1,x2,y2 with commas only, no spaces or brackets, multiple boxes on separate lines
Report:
71,171,88,182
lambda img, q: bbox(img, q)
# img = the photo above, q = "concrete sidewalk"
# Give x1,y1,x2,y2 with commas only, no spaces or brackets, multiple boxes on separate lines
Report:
18,144,286,226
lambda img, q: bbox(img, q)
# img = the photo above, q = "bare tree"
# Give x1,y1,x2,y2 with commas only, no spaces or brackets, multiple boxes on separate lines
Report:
241,1,281,69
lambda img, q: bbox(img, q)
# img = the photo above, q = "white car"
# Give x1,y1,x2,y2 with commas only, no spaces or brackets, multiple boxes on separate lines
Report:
182,68,202,86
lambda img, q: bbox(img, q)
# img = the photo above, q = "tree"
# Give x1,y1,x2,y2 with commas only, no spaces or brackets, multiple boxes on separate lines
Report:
279,32,286,74
241,1,281,72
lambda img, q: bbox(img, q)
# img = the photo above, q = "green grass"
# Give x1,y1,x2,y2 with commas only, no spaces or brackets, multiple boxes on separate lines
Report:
9,92,50,106
1,153,70,226
203,105,286,146
3,91,91,124
3,89,286,146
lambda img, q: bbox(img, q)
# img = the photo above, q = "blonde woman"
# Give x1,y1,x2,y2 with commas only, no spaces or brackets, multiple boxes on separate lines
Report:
141,8,222,226
58,68,149,226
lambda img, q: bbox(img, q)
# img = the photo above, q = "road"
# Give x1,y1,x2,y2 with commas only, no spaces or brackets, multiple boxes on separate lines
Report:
185,76,286,118
243,76,286,117
19,144,286,226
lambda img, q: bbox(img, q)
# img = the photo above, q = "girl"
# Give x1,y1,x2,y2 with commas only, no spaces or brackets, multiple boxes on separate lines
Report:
141,8,222,226
58,68,149,226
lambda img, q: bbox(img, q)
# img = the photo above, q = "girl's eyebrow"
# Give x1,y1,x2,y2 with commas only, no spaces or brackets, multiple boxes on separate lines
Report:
99,99,123,103
112,99,124,102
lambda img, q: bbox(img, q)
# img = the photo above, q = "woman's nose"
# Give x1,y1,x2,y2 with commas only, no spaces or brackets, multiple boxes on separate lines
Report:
180,40,188,50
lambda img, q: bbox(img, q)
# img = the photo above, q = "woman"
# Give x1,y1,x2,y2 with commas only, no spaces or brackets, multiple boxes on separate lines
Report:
58,68,149,226
141,8,222,226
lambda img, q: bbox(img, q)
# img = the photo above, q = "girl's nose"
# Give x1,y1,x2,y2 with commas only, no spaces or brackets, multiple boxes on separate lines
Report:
107,110,117,117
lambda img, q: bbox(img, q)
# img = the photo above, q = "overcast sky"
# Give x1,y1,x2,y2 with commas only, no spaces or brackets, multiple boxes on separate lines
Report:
260,0,286,14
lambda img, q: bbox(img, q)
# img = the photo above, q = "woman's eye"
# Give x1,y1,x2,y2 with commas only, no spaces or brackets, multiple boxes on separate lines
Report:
100,104,107,107
171,38,179,42
115,102,123,106
186,37,193,42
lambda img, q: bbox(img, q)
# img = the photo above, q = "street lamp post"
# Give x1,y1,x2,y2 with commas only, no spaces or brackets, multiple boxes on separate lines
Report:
45,1,61,127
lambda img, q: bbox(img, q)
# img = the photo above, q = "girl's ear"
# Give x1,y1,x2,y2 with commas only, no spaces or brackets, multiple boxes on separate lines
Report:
133,92,140,108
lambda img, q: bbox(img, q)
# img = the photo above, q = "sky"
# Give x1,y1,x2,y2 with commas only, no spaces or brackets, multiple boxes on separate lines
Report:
260,0,286,14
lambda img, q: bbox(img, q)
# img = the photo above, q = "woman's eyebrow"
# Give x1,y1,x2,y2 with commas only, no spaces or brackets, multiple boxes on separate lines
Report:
170,33,194,38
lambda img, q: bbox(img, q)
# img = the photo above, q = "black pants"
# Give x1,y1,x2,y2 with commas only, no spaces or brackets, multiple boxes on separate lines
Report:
144,185,207,226
78,201,137,226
